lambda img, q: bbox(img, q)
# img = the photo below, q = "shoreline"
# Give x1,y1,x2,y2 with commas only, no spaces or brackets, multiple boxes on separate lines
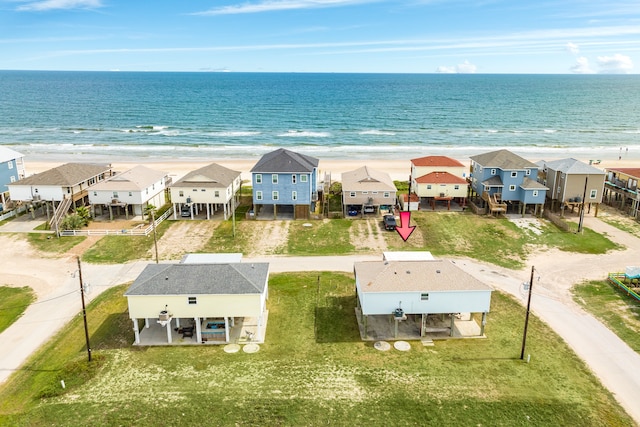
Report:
22,154,640,182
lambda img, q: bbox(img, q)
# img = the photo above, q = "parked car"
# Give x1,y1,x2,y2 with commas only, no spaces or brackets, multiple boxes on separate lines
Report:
181,204,191,217
363,205,375,214
383,214,397,230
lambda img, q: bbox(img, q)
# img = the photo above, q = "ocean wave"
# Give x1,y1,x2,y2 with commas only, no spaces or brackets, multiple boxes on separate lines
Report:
359,129,396,136
207,131,262,137
278,130,331,138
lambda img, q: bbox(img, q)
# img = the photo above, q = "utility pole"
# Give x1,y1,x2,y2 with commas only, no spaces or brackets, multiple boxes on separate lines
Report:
577,177,588,233
77,256,92,362
520,265,535,360
151,209,159,263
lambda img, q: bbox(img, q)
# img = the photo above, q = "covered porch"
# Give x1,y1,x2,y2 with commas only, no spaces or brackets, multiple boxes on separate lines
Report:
131,313,268,346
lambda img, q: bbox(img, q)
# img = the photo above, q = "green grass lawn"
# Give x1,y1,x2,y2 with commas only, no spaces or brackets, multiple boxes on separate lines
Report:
0,286,35,334
81,221,171,263
573,279,640,352
287,219,354,255
0,273,632,426
26,233,86,254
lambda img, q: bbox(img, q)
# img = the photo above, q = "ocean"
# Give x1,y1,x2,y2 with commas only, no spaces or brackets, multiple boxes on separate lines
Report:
1,71,639,163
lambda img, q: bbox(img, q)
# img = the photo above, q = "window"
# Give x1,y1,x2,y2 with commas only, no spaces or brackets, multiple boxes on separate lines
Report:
256,191,263,201
272,174,278,184
350,192,356,197
10,176,15,183
8,161,13,169
532,190,538,197
255,174,262,184
427,185,432,190
272,191,279,201
201,189,206,192
93,191,97,196
214,190,220,197
491,168,496,175
509,185,516,191
292,175,297,184
179,191,184,197
372,191,378,195
292,191,297,201
590,189,597,199
383,192,390,198
526,169,531,176
362,191,368,195
113,191,119,198
511,171,517,178
421,293,429,301
188,297,197,305
128,192,132,197
193,189,197,192
300,175,308,183
454,185,459,190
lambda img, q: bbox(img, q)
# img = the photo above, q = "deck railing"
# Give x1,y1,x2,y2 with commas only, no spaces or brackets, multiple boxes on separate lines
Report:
60,209,172,237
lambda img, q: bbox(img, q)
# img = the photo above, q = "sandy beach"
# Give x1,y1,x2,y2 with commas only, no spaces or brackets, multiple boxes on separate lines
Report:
22,155,640,183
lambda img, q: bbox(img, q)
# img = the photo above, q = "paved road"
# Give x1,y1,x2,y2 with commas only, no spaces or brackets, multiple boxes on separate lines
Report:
1,215,639,424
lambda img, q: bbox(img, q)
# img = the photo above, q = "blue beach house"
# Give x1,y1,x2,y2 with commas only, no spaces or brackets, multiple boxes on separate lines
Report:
250,148,319,219
469,149,548,216
0,147,26,211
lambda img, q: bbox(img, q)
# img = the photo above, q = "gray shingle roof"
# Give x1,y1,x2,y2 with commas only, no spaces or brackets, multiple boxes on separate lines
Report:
341,166,395,191
250,148,319,173
172,163,241,188
124,263,269,296
541,158,606,175
15,163,111,186
520,177,548,190
470,149,538,170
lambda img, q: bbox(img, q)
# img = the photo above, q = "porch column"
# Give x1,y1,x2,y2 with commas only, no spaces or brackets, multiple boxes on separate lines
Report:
133,318,140,344
450,314,455,337
176,318,180,328
363,315,368,336
256,314,263,342
224,317,230,342
166,318,172,344
173,203,177,220
145,318,150,328
223,203,228,220
195,317,202,343
206,204,210,220
480,312,487,336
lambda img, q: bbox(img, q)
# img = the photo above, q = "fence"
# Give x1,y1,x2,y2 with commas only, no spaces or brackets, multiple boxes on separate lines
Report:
60,209,172,237
608,273,640,302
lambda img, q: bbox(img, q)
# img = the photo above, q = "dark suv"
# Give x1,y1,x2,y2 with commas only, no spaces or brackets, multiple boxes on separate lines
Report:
383,214,397,230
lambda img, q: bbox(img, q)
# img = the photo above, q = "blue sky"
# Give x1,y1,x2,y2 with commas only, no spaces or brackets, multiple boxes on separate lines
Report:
1,0,639,73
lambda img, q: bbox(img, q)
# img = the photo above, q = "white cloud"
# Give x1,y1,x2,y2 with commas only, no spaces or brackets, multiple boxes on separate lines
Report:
436,66,456,73
193,0,375,16
566,42,580,55
17,0,102,11
597,53,634,73
570,56,594,74
436,60,476,74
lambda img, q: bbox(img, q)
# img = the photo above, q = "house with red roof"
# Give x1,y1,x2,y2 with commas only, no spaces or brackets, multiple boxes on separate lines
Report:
410,155,468,210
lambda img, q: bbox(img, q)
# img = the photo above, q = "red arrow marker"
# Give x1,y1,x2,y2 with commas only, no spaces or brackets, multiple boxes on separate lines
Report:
395,211,416,242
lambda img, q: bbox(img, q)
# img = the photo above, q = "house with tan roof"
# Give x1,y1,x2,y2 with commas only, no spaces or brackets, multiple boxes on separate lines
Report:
410,155,468,210
354,258,492,341
8,162,114,220
341,165,396,216
88,165,169,219
170,163,241,220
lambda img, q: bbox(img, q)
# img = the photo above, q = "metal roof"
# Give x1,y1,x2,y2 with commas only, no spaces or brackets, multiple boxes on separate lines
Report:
541,158,606,175
0,147,23,163
90,165,167,191
341,165,396,191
